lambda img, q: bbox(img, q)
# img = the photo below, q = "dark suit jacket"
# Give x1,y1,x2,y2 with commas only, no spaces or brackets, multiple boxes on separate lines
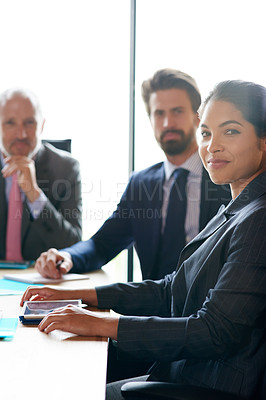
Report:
0,143,82,260
68,162,231,279
96,172,266,398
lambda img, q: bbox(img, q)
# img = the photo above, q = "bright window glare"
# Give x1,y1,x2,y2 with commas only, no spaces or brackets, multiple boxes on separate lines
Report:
134,0,266,170
0,0,130,240
1,0,266,273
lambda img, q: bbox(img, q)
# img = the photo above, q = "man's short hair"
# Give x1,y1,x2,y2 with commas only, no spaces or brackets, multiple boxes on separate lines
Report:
141,68,201,115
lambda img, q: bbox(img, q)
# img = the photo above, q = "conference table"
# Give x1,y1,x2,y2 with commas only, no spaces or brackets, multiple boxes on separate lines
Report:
0,266,118,400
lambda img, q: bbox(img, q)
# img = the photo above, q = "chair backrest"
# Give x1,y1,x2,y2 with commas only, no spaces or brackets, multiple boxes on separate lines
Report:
42,139,72,153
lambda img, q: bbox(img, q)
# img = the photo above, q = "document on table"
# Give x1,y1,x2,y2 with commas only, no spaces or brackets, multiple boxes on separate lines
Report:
48,329,78,341
3,272,90,284
0,278,43,295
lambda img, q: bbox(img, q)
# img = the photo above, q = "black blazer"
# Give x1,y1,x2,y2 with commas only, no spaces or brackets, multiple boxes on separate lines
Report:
68,162,231,279
0,143,82,260
96,172,266,398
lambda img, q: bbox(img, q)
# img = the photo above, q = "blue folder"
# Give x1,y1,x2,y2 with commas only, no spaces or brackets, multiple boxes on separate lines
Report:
0,278,42,296
0,260,34,269
0,318,18,339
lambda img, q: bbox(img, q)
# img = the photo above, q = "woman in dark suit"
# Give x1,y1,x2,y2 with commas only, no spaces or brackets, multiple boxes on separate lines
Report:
21,80,266,399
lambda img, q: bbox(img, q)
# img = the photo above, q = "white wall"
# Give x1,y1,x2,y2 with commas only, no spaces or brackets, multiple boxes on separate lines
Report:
1,0,266,246
0,0,130,239
134,0,266,170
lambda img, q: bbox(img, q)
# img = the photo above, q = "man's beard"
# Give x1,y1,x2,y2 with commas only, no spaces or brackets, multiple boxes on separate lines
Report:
159,128,195,156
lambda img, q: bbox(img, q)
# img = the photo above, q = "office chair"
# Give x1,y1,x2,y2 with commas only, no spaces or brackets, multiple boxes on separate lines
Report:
121,382,243,400
41,139,72,153
121,367,266,400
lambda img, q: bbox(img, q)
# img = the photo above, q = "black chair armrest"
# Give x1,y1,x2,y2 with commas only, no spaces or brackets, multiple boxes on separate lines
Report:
42,139,72,153
121,382,243,400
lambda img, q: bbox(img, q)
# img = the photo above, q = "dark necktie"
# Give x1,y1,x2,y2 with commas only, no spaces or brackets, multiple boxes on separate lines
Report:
156,168,189,278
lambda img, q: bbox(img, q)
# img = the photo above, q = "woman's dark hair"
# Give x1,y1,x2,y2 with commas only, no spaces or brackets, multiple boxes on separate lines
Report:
200,80,266,138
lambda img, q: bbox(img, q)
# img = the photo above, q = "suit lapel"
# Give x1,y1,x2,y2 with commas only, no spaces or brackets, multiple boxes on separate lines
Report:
0,165,7,258
179,205,228,264
147,164,165,270
192,205,228,242
34,145,49,183
21,202,31,247
21,146,47,246
180,171,266,265
199,168,230,230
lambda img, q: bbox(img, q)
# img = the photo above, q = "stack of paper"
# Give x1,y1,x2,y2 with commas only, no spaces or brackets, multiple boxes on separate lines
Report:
3,272,90,284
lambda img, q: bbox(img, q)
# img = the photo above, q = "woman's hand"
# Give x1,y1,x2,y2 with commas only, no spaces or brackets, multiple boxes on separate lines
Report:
38,305,119,340
20,286,77,306
20,286,99,307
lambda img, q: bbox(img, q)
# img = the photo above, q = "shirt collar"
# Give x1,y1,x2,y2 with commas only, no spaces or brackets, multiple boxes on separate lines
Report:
164,151,203,181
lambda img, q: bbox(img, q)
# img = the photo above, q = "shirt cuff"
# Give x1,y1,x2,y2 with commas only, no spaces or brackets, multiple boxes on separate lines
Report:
27,191,47,219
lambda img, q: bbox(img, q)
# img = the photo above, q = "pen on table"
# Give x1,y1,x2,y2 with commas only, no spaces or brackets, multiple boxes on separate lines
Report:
56,259,64,270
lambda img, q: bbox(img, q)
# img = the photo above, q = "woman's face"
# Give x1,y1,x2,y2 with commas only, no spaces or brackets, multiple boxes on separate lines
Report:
198,100,266,199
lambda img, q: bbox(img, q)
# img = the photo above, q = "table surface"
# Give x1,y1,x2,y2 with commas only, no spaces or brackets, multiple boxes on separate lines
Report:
0,267,115,400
